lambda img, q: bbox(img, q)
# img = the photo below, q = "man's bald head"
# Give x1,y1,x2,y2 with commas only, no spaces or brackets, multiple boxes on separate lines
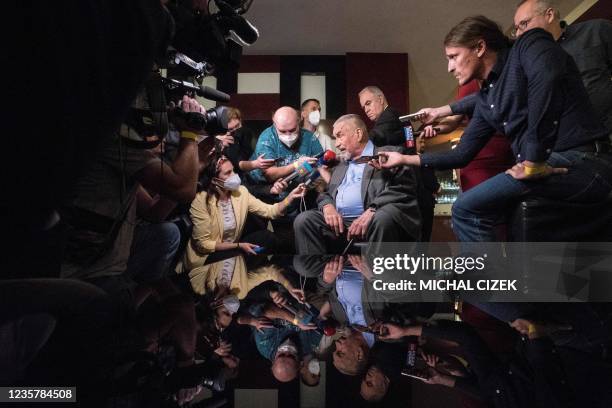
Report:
514,0,562,40
272,355,299,382
273,106,300,134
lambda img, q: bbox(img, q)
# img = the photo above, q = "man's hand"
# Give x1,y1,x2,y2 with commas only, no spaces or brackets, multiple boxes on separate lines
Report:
378,323,409,340
214,341,232,357
348,255,374,280
250,316,274,333
297,321,317,331
297,156,318,167
347,209,375,240
421,350,439,368
323,255,344,284
216,134,235,147
238,242,258,255
416,106,452,125
370,151,412,169
252,153,276,169
419,367,455,387
173,95,207,133
174,385,203,407
505,161,567,180
421,125,439,138
270,178,289,195
322,204,344,236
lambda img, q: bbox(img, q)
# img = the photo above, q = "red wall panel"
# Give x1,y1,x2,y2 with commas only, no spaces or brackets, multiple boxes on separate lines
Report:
228,93,280,121
238,56,281,73
574,0,611,23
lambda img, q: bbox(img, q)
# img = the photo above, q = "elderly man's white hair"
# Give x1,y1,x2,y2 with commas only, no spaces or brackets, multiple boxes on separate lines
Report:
358,86,386,98
334,114,369,137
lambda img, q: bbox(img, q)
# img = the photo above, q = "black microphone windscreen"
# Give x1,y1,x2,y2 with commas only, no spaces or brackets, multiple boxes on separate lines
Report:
198,86,231,103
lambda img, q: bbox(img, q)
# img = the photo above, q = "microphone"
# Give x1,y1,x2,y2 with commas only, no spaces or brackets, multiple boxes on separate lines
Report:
284,150,335,183
317,149,337,166
284,161,314,183
161,78,231,102
304,170,320,188
199,86,231,103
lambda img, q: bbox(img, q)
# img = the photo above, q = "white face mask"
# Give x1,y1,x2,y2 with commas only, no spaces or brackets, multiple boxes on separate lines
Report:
222,173,241,191
308,110,321,127
276,338,298,357
278,131,299,148
220,295,240,314
308,358,321,375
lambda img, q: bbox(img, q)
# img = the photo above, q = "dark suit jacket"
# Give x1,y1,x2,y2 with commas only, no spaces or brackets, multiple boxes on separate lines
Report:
317,145,419,228
370,107,405,147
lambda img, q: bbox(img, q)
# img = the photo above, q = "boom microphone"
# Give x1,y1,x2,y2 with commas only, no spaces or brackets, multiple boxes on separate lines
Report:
161,78,231,102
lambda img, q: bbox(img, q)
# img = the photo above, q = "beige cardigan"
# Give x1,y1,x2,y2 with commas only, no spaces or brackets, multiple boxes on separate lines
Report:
182,185,282,271
188,256,291,299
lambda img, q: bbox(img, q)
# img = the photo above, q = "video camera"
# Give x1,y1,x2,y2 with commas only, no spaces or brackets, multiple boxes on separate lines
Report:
123,0,259,145
166,0,258,74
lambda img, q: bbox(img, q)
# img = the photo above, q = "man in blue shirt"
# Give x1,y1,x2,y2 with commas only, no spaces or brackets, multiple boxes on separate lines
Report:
294,114,420,254
249,106,323,186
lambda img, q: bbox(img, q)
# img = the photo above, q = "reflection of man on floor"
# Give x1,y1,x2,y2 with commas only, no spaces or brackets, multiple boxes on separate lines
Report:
295,114,420,254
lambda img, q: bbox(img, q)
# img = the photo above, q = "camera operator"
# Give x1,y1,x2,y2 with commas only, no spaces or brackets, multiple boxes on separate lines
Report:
61,93,205,284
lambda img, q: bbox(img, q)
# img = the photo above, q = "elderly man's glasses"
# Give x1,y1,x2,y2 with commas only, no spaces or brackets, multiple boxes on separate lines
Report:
511,9,550,38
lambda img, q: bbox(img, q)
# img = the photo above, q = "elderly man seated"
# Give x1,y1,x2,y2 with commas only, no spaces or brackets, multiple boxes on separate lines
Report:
294,114,420,254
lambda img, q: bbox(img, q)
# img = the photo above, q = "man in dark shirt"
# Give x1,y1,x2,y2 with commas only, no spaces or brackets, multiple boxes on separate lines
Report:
514,0,612,134
376,16,612,242
378,320,610,408
431,2,612,136
358,86,405,147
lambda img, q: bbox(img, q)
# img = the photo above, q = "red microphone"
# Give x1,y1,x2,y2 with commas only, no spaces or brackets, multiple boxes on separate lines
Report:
318,150,337,166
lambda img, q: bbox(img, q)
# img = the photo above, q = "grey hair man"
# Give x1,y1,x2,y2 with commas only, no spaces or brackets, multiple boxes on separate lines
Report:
358,86,405,147
294,114,420,254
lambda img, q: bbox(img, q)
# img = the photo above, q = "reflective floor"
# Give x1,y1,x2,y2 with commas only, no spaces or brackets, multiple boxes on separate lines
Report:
1,254,611,408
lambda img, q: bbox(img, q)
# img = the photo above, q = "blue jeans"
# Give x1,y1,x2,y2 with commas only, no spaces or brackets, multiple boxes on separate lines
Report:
127,222,181,282
452,151,612,242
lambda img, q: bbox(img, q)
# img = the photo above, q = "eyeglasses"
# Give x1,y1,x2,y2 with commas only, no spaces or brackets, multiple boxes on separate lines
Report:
511,9,549,38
